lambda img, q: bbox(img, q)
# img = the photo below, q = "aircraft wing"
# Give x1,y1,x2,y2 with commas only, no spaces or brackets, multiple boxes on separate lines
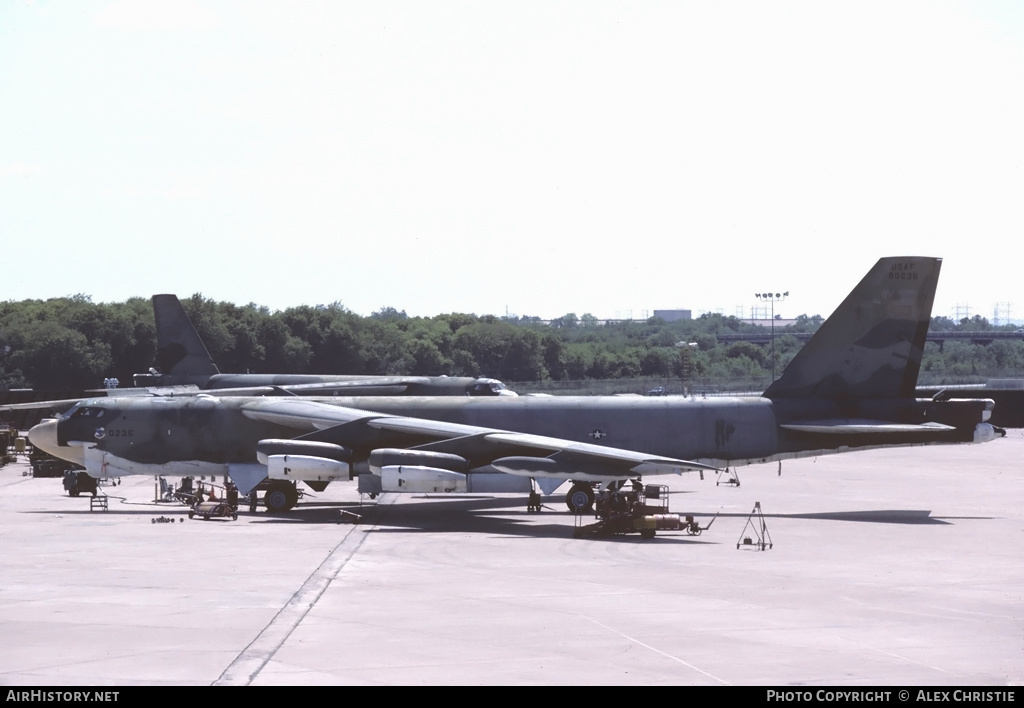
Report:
483,432,718,479
239,397,384,430
239,398,719,482
126,377,438,398
206,377,439,397
84,385,203,396
0,398,92,413
0,378,448,415
0,385,200,414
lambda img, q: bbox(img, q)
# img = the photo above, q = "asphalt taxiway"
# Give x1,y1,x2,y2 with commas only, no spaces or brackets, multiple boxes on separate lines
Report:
1,434,1022,686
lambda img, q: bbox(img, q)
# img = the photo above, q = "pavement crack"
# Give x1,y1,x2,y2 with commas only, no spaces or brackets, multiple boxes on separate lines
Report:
213,498,396,686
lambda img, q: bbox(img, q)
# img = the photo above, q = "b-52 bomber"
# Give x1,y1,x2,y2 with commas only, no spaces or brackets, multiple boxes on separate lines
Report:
27,258,1004,513
130,293,515,397
4,295,515,422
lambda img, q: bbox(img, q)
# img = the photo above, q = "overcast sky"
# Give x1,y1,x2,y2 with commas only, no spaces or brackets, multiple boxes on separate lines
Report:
3,1,1023,323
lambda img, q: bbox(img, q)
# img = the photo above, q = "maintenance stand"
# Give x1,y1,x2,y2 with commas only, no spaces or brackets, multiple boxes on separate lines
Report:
573,483,715,540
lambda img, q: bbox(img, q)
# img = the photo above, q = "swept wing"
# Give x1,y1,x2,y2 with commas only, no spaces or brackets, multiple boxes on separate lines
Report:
0,376,510,418
238,397,719,482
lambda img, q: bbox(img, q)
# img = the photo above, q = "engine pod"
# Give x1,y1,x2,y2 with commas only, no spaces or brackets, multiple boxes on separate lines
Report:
368,448,468,475
266,454,348,482
380,465,467,493
257,439,352,465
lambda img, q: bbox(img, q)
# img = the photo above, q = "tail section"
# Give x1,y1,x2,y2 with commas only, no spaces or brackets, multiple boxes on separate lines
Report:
152,295,220,376
764,257,940,400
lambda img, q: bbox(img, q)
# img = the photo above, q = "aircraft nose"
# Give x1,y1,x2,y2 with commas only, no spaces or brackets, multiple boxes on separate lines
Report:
28,419,60,455
28,419,85,466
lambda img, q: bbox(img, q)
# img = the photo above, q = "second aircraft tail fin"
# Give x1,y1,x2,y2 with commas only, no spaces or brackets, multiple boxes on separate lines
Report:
152,294,220,376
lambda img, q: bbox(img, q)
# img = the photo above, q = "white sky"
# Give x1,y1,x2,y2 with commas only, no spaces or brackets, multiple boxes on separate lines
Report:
2,1,1023,322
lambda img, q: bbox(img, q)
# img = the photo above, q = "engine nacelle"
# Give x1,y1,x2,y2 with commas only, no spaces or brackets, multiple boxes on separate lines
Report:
267,454,348,483
974,423,1002,443
369,448,468,475
380,465,467,493
257,439,352,465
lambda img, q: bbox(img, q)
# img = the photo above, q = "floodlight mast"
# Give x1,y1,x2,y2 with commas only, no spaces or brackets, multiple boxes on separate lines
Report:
754,291,789,380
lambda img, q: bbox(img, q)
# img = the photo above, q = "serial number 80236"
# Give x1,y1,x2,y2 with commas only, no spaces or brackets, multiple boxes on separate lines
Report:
889,262,918,280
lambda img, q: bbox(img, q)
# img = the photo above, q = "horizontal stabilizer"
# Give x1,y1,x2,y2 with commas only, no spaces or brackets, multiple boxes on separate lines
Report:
781,420,955,434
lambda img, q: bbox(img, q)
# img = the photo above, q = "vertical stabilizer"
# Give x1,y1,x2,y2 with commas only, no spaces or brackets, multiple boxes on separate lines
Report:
764,257,941,400
152,295,220,376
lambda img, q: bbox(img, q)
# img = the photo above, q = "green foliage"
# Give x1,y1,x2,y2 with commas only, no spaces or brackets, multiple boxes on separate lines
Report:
920,338,1024,380
1,294,1022,391
0,296,155,387
5,320,110,388
451,321,546,380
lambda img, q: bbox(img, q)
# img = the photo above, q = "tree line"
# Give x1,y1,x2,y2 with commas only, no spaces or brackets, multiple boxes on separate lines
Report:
0,295,1021,391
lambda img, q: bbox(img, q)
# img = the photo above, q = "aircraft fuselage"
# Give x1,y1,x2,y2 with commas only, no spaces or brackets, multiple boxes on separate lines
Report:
42,393,991,477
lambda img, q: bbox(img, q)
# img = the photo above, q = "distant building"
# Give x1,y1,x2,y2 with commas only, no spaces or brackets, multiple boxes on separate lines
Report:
653,309,692,322
746,318,798,328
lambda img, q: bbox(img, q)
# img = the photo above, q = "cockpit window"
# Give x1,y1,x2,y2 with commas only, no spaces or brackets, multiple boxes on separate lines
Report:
68,406,105,419
468,379,508,396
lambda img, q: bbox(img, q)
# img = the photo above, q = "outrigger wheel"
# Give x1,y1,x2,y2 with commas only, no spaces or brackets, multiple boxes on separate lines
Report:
565,483,595,514
527,491,542,513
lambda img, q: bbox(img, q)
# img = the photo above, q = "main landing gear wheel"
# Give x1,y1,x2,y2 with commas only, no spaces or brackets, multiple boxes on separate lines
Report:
264,481,299,513
565,483,595,514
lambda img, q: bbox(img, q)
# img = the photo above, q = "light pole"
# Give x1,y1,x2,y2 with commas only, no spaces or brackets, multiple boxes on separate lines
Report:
755,291,788,381
675,341,699,396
